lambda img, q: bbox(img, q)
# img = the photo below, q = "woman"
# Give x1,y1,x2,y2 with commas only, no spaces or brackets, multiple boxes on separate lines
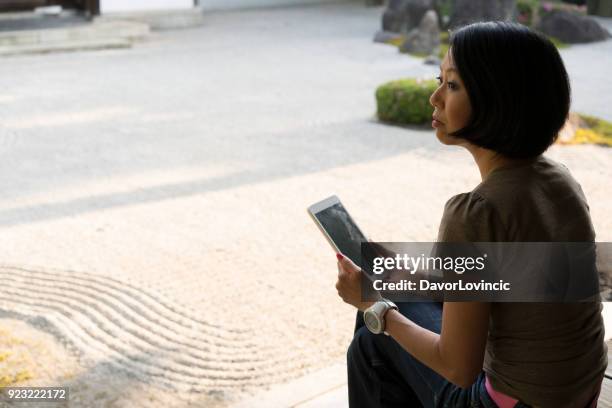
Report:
335,21,607,408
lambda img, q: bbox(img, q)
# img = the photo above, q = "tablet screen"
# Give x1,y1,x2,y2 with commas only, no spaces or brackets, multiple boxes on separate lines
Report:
313,202,367,269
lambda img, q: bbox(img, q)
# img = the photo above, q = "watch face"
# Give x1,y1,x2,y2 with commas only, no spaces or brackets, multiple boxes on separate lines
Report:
364,310,381,333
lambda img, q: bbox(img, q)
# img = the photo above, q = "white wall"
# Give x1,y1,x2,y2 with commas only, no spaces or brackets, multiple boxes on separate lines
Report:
200,0,334,11
100,0,194,13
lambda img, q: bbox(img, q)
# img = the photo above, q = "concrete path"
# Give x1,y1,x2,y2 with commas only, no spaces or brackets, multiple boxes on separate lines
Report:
232,362,347,408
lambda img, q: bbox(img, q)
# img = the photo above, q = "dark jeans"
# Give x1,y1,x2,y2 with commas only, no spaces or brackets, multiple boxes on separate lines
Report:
347,301,532,408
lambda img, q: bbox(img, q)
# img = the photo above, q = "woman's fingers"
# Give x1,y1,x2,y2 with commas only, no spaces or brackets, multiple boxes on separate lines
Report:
337,253,360,274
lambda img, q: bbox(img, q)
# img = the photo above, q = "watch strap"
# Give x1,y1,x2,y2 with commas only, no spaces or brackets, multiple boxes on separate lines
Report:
366,299,397,334
381,299,398,335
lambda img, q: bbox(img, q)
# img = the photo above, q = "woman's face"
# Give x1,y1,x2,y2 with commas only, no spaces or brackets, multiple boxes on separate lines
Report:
429,50,472,145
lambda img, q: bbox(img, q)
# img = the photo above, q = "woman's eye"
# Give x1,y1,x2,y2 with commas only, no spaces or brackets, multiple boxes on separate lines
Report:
436,76,457,90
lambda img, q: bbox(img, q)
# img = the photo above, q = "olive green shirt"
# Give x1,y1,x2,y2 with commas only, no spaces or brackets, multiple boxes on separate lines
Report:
437,155,607,407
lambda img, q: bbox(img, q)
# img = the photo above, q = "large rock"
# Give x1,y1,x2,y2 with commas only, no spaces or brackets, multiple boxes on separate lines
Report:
538,10,611,43
400,10,441,54
449,0,516,28
588,0,612,17
382,0,436,33
424,55,442,66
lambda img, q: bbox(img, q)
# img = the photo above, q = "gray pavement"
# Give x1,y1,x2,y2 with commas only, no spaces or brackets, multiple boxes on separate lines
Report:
0,4,610,207
0,2,439,209
562,16,612,121
0,4,610,209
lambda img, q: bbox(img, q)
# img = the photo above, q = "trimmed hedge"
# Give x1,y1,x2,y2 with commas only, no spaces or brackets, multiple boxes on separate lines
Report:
376,78,437,125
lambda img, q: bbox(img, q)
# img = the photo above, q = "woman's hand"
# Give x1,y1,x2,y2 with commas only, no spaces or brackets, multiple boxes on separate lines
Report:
335,253,376,312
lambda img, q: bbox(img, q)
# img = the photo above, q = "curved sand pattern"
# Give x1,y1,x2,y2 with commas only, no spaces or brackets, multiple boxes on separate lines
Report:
0,265,302,393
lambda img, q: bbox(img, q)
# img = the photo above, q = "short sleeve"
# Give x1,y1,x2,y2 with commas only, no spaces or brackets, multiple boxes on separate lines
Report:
437,192,507,243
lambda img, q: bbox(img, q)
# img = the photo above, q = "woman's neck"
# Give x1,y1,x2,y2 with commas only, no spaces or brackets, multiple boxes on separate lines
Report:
466,145,532,181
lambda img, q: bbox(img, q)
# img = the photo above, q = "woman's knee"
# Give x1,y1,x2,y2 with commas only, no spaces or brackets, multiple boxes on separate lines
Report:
347,326,370,363
347,326,392,366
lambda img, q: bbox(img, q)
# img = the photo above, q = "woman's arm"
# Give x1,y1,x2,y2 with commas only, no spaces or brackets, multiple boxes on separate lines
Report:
336,254,491,388
384,301,490,388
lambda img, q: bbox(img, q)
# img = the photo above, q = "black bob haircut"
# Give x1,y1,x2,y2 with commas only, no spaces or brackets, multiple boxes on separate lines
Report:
448,21,571,158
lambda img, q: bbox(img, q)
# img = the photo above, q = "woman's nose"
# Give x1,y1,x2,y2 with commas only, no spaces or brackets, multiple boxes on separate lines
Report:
429,86,443,109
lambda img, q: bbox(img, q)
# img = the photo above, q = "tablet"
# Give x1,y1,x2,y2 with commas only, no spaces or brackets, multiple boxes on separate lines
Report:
308,195,371,275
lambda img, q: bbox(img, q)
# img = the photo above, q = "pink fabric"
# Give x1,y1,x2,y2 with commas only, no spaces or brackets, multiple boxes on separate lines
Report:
485,375,519,408
484,374,602,408
588,385,601,408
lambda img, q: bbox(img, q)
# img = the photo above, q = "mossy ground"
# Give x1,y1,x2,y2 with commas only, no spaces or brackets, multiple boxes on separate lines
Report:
0,327,34,387
560,114,612,147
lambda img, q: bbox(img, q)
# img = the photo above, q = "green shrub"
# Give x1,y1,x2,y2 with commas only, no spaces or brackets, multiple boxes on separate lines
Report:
376,79,437,125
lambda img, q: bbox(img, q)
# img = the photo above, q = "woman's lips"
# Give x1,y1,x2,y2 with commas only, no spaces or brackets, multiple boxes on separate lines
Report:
432,118,444,128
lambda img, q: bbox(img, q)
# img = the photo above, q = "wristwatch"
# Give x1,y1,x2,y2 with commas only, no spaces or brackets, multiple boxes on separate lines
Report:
364,299,398,335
